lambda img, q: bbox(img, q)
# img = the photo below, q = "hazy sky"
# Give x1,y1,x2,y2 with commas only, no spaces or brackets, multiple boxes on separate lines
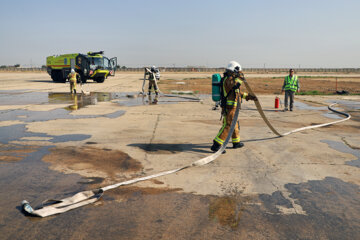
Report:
0,0,359,68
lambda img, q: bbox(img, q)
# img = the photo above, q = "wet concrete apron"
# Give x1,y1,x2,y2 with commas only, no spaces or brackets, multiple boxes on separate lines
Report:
0,90,359,239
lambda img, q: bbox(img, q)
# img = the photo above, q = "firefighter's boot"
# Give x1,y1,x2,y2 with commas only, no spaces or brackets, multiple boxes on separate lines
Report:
233,142,244,149
210,141,226,153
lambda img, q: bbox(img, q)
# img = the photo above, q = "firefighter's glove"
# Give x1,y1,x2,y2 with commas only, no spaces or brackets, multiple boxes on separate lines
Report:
232,82,241,91
245,94,257,101
238,72,245,80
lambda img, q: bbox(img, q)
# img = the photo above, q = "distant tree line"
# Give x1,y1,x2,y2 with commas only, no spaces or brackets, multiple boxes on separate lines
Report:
116,65,127,70
0,64,20,68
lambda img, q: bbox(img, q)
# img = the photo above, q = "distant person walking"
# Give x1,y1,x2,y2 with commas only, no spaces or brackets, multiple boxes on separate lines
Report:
67,69,79,94
281,69,300,111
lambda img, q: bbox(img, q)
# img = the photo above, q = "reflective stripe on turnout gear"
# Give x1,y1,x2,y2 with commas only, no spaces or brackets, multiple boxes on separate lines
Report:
214,115,227,144
69,73,77,82
214,106,240,144
223,77,243,97
223,76,247,107
284,75,298,91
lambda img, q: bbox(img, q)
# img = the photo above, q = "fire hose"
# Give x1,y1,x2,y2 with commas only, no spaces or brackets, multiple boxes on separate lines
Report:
241,79,351,136
21,79,351,217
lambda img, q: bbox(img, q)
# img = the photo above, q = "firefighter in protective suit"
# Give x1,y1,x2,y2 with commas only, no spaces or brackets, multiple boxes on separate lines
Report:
210,61,257,152
67,69,80,94
145,66,159,96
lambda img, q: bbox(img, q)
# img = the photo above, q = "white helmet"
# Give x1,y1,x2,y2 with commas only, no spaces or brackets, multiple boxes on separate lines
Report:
226,61,241,72
71,69,75,73
151,66,156,71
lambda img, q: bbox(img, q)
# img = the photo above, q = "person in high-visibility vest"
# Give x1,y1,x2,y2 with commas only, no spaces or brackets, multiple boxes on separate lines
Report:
67,69,79,94
210,61,257,153
281,69,300,111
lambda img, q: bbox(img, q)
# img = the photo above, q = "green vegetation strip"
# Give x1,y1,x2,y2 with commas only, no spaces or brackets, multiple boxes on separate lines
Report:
272,76,360,79
296,91,360,96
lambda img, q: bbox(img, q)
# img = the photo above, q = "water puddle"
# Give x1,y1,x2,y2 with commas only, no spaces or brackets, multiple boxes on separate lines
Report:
295,101,356,120
321,139,360,168
0,90,200,112
1,108,126,122
115,93,201,107
322,112,344,119
48,92,116,110
0,90,49,105
0,124,90,144
49,92,200,108
0,124,91,164
0,144,39,163
294,101,327,111
326,99,360,111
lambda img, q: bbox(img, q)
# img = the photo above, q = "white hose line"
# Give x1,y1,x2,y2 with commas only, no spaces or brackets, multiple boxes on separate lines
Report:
242,79,351,137
282,104,350,136
22,97,240,217
22,81,351,217
141,72,146,94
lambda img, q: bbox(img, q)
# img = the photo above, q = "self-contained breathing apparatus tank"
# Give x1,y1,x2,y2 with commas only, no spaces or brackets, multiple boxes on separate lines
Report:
212,61,242,110
212,73,222,102
212,61,241,103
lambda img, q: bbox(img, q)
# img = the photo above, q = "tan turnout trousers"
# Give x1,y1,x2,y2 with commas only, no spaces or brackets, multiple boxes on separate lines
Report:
214,107,240,145
213,74,248,145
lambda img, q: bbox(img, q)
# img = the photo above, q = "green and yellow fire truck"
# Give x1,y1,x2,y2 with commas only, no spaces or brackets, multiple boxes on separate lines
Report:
46,51,117,83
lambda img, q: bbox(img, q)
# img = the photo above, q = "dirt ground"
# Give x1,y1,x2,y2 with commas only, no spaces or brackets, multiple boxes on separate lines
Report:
158,74,360,95
0,71,359,240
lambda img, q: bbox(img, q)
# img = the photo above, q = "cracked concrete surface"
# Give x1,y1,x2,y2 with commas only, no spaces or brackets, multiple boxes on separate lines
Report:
0,72,359,239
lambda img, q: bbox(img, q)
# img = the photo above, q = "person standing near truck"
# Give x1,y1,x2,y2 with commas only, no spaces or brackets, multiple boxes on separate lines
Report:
281,69,300,111
67,69,79,94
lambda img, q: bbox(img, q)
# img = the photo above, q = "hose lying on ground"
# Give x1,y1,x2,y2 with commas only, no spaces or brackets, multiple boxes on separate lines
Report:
22,81,351,217
242,79,351,136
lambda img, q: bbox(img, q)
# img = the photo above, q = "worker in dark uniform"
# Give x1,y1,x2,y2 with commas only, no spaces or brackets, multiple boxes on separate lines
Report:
211,61,257,152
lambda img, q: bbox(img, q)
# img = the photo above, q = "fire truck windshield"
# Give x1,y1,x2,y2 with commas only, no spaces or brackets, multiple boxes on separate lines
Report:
89,57,104,69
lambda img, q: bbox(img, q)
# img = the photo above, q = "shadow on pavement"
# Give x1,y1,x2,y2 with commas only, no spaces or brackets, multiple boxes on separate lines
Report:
128,143,212,154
